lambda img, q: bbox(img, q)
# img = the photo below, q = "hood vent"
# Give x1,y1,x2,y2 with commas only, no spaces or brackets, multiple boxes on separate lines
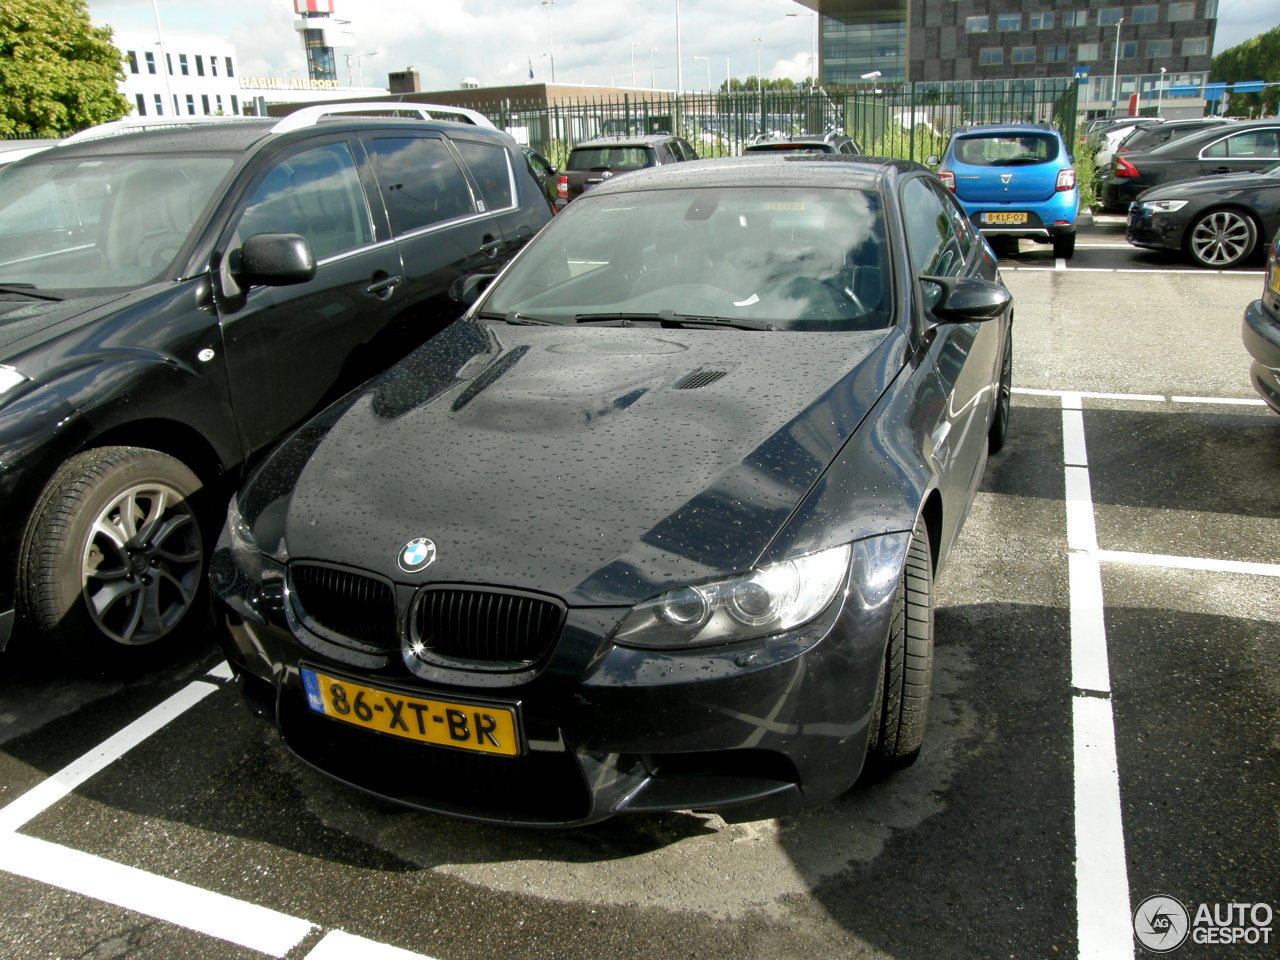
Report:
674,368,729,390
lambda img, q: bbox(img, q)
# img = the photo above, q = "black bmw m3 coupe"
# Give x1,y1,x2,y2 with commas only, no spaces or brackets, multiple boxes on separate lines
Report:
212,155,1015,826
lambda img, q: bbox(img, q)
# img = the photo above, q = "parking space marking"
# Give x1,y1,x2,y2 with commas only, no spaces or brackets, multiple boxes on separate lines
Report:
1097,550,1280,578
0,831,315,957
1016,388,1266,407
1061,393,1134,959
0,664,436,960
1170,395,1267,406
1003,266,1264,276
0,680,221,834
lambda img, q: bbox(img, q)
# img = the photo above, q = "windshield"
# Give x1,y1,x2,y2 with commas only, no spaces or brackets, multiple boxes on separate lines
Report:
482,186,891,331
0,154,232,294
955,133,1060,166
567,146,656,172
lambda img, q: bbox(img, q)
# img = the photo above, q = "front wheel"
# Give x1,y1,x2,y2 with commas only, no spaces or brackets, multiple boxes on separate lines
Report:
1186,208,1258,268
988,332,1013,454
19,446,207,671
866,519,934,770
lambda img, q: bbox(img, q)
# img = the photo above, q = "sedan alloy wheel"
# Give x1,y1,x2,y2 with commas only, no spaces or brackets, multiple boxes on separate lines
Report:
1187,209,1258,268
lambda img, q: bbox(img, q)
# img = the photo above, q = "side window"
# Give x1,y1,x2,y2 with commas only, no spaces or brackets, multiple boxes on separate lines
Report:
235,142,373,261
366,136,477,235
901,177,966,280
1203,130,1280,159
451,140,514,211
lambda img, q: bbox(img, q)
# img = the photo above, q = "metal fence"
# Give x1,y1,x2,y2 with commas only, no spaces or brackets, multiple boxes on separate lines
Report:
486,78,1079,167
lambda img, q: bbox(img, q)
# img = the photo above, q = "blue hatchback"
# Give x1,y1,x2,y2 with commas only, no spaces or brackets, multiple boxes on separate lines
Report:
934,123,1079,259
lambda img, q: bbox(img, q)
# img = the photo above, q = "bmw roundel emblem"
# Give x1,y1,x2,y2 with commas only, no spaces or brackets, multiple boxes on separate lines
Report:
398,537,437,573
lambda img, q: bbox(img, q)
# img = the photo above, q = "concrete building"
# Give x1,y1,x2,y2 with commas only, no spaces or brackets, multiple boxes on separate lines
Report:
116,32,244,118
795,0,1218,116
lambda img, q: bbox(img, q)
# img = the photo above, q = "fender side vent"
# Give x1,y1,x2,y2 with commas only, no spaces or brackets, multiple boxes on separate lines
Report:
674,369,728,390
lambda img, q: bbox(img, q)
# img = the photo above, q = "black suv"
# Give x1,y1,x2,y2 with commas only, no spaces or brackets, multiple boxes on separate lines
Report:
0,106,551,667
743,132,862,155
554,134,698,208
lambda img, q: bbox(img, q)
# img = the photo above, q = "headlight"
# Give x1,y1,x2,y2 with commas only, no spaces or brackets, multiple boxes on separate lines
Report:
226,497,263,580
1141,199,1189,214
0,364,29,395
611,543,852,649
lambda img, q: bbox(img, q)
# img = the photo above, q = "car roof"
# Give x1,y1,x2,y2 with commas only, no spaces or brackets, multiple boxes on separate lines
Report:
572,135,682,148
28,114,516,162
578,154,919,196
955,123,1063,138
1144,116,1280,153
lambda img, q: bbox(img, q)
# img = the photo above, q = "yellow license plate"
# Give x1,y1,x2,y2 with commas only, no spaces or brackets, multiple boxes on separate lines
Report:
983,211,1028,224
1268,264,1280,296
301,668,521,757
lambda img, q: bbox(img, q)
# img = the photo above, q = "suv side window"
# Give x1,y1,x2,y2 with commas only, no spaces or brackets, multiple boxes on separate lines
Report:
901,177,967,279
236,141,373,261
451,139,514,212
366,136,477,235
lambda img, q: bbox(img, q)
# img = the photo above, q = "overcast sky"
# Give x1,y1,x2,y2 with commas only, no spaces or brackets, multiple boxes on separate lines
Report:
87,0,1277,93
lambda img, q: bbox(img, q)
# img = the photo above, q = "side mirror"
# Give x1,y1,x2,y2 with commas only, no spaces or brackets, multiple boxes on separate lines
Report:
236,233,316,287
925,154,940,166
449,272,497,306
919,275,1011,324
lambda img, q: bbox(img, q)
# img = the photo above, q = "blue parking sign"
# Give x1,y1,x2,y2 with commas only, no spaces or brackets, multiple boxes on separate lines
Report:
1073,66,1089,84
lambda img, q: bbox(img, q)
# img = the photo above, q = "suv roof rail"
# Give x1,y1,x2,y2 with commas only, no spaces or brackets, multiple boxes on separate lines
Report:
270,101,496,133
62,115,250,145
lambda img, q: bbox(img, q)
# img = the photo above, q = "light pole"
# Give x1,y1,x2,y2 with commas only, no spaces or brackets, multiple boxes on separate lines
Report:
675,0,683,94
356,50,378,88
1110,16,1124,111
754,37,763,96
1157,65,1166,116
149,0,176,115
650,47,659,90
541,0,556,84
693,55,710,92
786,11,818,88
631,42,639,87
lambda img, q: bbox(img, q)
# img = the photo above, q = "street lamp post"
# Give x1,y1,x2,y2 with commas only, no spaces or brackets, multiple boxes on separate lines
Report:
675,0,683,95
541,0,556,84
1157,65,1166,116
650,47,659,90
356,50,378,88
786,11,818,88
754,36,763,96
693,55,711,92
631,42,639,87
1110,16,1124,111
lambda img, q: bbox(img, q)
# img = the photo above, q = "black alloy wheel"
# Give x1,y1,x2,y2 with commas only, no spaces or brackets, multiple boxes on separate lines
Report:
19,446,207,670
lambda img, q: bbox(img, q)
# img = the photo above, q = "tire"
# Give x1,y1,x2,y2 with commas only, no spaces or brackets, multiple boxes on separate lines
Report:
1052,231,1076,259
988,332,1013,454
1186,208,1258,268
19,446,207,671
866,519,934,770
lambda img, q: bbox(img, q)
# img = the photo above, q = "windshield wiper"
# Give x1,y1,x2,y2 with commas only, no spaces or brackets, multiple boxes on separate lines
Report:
475,310,555,325
0,283,62,301
574,311,773,331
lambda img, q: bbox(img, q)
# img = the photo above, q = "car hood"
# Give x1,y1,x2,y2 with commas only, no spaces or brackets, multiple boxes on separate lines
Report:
0,293,128,360
1138,171,1275,201
250,319,905,606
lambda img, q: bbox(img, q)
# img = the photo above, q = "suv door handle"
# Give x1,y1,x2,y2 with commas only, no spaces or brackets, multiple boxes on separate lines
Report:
480,235,503,259
366,273,402,299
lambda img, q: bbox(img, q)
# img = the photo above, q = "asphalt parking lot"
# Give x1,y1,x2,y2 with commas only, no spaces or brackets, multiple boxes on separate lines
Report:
0,219,1276,960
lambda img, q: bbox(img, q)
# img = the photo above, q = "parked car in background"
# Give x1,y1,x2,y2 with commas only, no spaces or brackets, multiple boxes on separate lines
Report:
0,106,552,669
1100,118,1280,213
1092,117,1164,169
1243,234,1280,414
520,145,560,213
555,134,698,208
213,154,1014,827
1112,117,1235,158
1125,160,1280,268
743,132,862,155
933,122,1079,258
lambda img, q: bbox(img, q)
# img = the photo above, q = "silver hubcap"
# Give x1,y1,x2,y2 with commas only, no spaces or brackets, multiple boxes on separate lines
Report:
80,483,202,646
1190,211,1252,266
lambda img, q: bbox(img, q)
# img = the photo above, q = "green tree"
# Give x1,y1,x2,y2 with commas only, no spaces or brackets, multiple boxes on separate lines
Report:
1210,24,1280,117
0,0,129,136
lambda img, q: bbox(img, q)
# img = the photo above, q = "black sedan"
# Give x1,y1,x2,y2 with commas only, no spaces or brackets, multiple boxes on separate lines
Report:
1126,161,1280,268
1100,118,1280,214
212,156,1014,826
1243,235,1280,414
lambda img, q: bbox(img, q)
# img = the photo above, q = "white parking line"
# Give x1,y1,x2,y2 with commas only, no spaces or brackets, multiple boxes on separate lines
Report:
1004,265,1263,276
0,663,437,960
1015,388,1264,407
1098,550,1280,578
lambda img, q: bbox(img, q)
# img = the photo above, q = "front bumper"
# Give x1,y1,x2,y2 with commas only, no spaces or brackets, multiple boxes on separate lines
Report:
1243,298,1280,415
1125,202,1186,254
212,534,907,826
